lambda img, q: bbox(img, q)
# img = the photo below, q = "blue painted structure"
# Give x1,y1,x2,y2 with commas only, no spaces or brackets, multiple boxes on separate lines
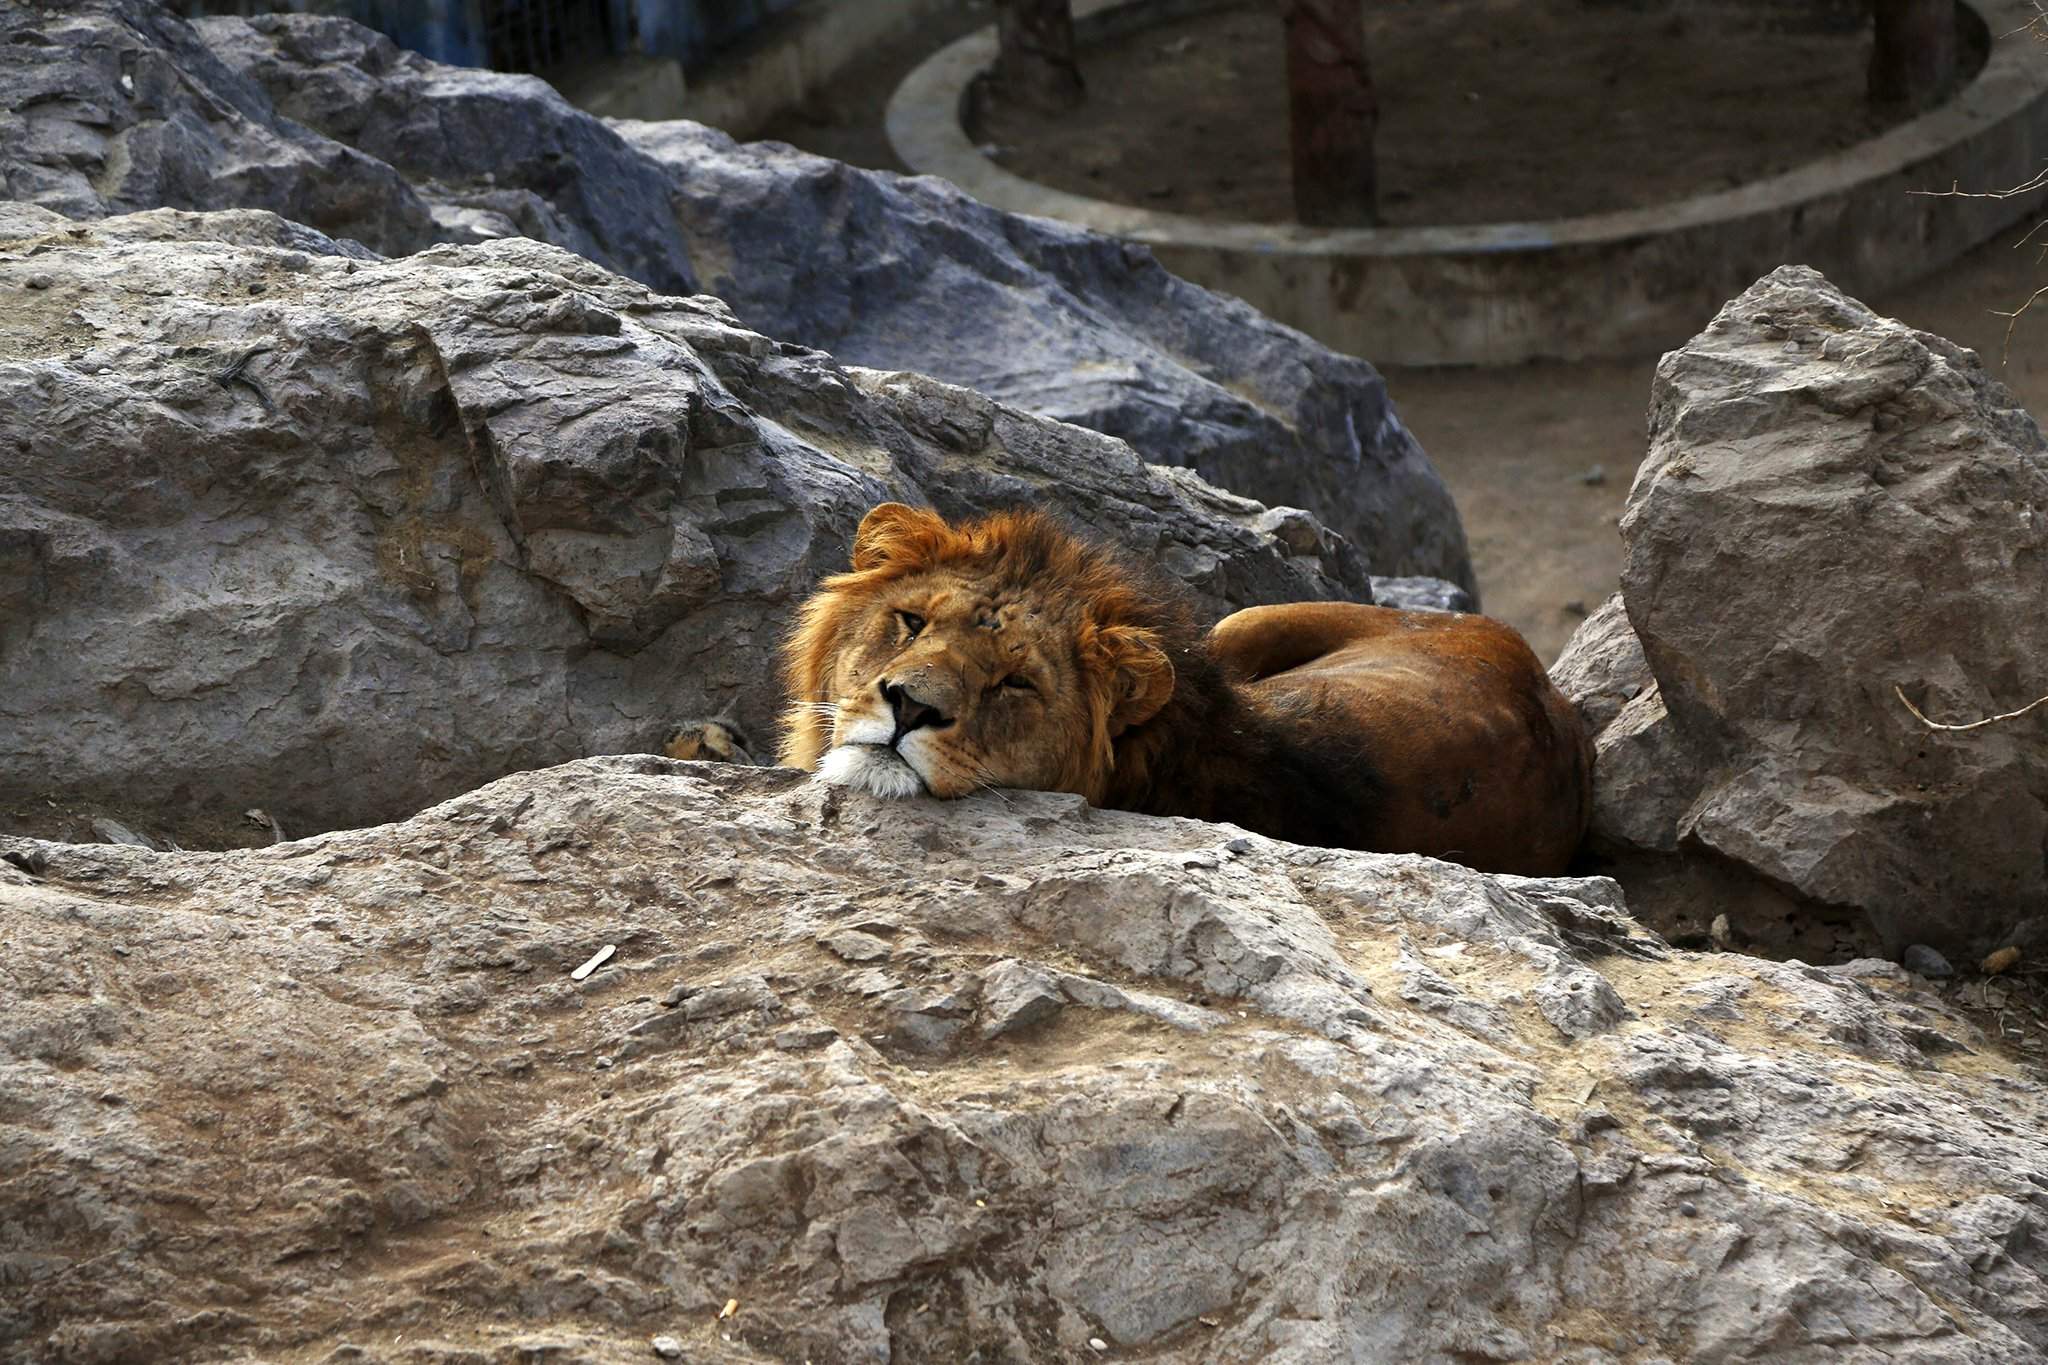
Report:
178,0,810,72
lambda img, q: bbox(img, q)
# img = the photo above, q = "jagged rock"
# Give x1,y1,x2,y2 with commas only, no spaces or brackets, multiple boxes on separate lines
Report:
0,0,438,253
5,756,2047,1361
1552,266,2048,958
1364,574,1477,614
978,958,1066,1038
618,120,1471,585
6,0,1470,588
190,11,698,297
0,207,1377,843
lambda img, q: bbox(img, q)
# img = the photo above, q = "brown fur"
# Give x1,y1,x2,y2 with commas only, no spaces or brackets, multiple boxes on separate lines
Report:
779,503,1593,876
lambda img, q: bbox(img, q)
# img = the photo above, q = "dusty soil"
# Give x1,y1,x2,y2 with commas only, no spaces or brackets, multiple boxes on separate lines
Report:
974,0,1965,226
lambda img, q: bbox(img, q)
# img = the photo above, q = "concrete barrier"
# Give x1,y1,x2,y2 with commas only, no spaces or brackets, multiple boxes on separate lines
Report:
888,0,2048,364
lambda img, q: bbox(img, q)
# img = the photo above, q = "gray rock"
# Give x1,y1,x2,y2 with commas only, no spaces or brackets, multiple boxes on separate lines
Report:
1904,944,1956,980
0,0,437,253
618,119,1472,588
978,958,1065,1039
1365,575,1477,614
190,12,699,297
4,757,2047,1361
0,209,1379,842
1548,594,1648,734
1554,267,2048,958
60,1,1466,588
820,931,893,964
88,817,154,850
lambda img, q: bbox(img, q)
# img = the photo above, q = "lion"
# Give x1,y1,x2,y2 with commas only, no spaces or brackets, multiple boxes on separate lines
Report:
776,502,1593,876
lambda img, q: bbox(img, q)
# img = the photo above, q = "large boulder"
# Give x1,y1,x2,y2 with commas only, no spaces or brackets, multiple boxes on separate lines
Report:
0,206,1377,845
6,756,2048,1362
615,119,1468,587
1552,267,2048,959
0,0,439,257
0,0,1471,588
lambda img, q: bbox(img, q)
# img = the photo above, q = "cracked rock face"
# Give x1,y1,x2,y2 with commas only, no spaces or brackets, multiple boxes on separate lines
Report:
612,118,1470,589
1,0,1471,589
5,757,2048,1362
1551,267,2048,959
0,206,1376,843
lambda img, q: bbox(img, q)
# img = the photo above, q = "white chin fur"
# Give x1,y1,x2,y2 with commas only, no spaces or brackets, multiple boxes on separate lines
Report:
818,745,926,799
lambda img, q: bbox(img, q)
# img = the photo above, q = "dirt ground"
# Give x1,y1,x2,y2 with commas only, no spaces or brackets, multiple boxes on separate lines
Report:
977,0,1948,227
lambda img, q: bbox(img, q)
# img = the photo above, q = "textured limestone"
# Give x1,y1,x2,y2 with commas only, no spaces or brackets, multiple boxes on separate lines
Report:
1552,266,2048,957
0,207,1377,843
4,756,2047,1362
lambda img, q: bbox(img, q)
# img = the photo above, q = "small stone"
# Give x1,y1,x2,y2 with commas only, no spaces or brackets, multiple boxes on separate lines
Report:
1578,463,1607,486
820,929,891,963
1902,944,1954,979
25,274,52,290
1089,1340,1108,1353
1709,914,1732,949
772,1025,838,1051
650,1336,683,1359
1679,1201,1698,1218
1224,837,1254,855
980,959,1065,1039
90,816,153,849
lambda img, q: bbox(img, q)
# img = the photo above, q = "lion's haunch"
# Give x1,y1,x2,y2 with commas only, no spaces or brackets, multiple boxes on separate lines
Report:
778,503,1593,876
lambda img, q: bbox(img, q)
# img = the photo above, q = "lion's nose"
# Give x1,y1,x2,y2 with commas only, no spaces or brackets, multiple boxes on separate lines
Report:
882,681,953,741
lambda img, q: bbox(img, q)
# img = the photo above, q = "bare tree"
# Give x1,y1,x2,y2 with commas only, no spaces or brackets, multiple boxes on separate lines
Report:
1870,0,1958,106
994,0,1085,112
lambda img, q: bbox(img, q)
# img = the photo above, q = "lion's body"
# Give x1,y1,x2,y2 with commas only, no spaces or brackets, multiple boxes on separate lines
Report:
778,504,1592,877
1156,602,1590,873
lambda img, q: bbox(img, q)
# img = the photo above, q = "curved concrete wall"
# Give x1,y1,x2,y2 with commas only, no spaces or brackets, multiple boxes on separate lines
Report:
889,0,2048,364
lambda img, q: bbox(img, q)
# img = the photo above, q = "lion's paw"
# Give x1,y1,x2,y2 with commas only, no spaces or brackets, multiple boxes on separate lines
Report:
662,719,762,766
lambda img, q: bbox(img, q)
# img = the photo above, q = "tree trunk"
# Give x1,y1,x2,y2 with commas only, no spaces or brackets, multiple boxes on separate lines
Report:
1869,0,1957,107
993,0,1084,113
1281,0,1377,227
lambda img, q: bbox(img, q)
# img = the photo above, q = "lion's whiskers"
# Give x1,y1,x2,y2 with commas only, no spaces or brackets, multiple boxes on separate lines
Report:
965,758,1013,806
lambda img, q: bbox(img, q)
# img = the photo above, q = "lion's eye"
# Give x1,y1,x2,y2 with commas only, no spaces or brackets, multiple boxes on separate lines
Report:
1000,675,1036,693
897,611,926,639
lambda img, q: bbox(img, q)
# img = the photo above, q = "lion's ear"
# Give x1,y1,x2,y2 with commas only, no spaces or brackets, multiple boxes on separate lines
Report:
1100,627,1176,734
851,502,948,572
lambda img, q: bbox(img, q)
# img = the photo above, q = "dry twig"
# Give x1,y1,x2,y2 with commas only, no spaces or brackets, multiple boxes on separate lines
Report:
1895,684,2048,732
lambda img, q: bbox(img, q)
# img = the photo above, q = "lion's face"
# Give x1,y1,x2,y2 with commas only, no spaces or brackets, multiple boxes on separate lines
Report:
779,504,1178,802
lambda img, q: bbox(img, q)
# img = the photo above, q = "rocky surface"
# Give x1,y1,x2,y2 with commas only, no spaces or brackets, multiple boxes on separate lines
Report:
0,0,440,260
1552,267,2048,960
6,756,2048,1363
0,206,1380,845
0,0,1472,588
615,119,1470,586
